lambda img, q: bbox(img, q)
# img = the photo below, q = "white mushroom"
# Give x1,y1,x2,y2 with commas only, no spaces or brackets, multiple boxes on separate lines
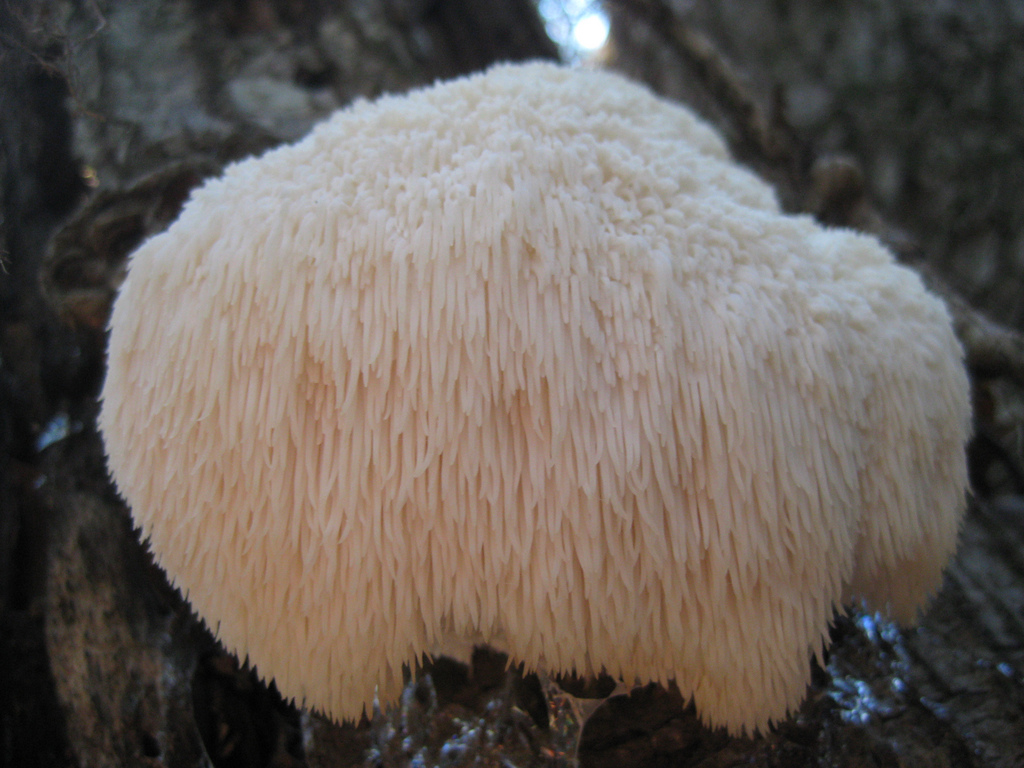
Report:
99,62,971,733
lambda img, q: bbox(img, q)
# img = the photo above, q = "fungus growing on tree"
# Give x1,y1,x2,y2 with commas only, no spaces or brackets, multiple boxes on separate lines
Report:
99,62,971,733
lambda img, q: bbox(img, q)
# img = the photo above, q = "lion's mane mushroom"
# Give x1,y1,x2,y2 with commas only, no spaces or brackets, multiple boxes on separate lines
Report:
99,62,971,733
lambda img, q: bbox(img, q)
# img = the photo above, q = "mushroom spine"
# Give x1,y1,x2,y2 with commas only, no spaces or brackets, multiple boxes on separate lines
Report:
99,62,971,733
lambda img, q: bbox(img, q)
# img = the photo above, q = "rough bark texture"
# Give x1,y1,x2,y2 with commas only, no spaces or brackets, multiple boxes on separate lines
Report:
2,1,1024,766
608,0,1024,330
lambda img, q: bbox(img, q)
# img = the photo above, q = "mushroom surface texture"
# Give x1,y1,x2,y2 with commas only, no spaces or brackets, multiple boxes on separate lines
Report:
99,62,971,734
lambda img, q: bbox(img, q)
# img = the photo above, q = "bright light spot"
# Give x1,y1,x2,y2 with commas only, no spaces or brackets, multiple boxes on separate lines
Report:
573,12,609,52
538,0,610,60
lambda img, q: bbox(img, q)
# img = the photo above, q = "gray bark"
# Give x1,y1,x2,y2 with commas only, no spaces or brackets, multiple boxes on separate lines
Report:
608,0,1024,330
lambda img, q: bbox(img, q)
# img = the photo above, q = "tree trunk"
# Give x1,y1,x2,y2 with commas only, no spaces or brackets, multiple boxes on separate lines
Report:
3,1,1024,767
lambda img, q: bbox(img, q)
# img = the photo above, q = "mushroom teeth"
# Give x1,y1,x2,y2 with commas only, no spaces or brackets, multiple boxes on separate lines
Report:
99,62,971,734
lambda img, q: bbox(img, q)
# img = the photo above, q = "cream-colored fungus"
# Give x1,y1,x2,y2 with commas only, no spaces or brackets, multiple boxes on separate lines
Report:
100,62,971,733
